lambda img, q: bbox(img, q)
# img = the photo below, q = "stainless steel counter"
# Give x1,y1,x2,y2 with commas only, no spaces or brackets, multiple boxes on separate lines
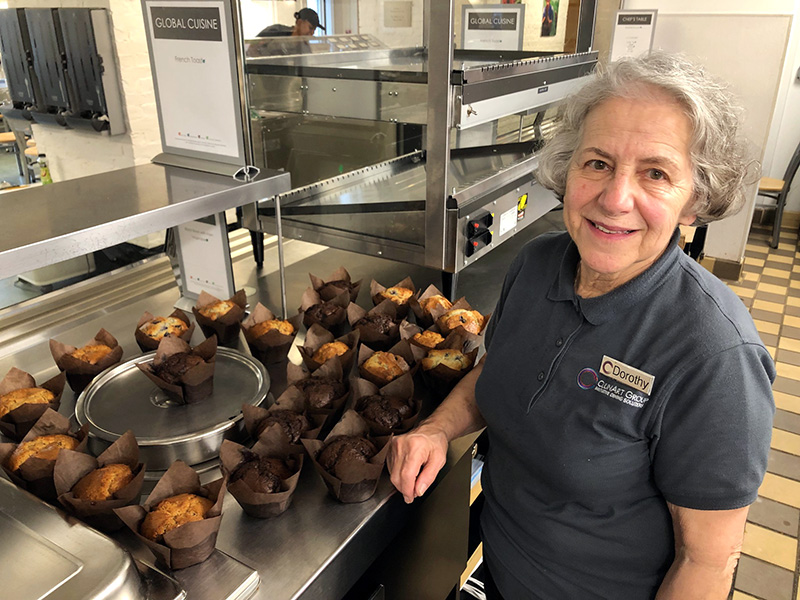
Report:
0,163,290,277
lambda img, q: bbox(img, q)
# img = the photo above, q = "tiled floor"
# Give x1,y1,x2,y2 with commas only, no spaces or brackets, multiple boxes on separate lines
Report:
727,220,800,600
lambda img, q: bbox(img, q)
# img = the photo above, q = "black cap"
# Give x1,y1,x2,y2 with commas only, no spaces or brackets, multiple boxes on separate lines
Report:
295,8,325,31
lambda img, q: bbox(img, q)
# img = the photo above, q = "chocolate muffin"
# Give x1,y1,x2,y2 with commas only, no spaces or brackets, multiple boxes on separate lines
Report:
305,302,345,328
319,279,357,300
71,463,134,502
140,493,214,542
359,394,412,430
231,452,294,494
153,352,205,385
256,409,311,443
354,314,398,337
317,435,377,479
294,378,347,410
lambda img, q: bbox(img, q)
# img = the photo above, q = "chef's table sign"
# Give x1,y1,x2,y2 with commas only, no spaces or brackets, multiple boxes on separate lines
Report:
609,10,657,62
461,4,525,51
142,0,245,165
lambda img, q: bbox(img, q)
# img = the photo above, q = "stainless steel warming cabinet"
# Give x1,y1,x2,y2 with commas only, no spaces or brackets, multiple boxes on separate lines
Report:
244,4,597,294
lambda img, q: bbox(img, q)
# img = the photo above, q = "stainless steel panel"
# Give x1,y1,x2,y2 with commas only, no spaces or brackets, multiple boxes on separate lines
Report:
58,8,106,115
0,163,290,278
0,477,147,600
306,77,379,119
0,9,39,106
25,8,71,113
75,348,269,470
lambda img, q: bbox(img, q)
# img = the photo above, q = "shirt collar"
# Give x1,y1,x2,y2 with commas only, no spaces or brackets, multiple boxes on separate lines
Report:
547,229,683,325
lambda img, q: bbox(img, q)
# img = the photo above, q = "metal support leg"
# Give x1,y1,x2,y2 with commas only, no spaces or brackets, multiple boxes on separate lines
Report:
275,195,288,319
442,271,458,301
250,230,264,269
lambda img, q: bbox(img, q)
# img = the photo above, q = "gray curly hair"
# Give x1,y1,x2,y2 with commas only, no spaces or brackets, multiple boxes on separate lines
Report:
535,52,751,224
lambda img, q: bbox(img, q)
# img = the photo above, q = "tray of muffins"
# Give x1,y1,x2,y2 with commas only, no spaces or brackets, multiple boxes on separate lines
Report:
0,268,489,577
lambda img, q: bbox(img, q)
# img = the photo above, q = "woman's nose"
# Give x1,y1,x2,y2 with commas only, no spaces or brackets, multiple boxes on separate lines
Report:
598,173,635,215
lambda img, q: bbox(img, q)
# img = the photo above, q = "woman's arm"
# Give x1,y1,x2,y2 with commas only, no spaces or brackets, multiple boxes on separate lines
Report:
387,356,487,503
655,503,749,599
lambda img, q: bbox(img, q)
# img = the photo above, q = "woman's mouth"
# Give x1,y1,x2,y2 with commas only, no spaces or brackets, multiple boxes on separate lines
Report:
590,220,633,235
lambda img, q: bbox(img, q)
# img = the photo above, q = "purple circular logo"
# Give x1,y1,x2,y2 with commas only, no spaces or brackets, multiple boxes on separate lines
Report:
577,368,598,390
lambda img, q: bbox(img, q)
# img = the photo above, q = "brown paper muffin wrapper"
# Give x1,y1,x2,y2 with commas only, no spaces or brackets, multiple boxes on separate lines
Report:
0,408,89,503
137,336,217,404
349,375,419,436
300,288,349,333
54,430,145,531
219,430,303,518
50,328,124,393
370,276,415,319
0,368,66,441
420,332,480,399
242,304,303,365
357,340,418,388
287,359,349,418
310,266,362,303
298,324,359,373
114,460,226,570
242,389,326,443
301,410,391,503
347,299,400,351
409,284,453,328
192,289,247,347
434,298,492,342
135,309,195,353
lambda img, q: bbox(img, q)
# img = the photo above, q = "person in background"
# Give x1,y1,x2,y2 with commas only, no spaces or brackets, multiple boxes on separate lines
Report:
388,52,775,600
256,8,325,38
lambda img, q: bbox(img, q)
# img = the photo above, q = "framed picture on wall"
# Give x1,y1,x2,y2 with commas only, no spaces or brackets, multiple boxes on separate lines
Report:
541,0,558,37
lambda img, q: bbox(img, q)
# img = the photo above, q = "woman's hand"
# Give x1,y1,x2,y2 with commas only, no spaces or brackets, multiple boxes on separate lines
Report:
387,424,449,503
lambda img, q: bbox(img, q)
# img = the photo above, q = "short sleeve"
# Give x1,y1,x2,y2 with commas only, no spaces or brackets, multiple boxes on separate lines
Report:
650,343,775,510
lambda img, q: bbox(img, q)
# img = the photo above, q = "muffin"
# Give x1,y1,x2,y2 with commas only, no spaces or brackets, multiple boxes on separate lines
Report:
0,387,55,419
359,394,413,430
256,409,311,443
312,341,349,364
412,331,445,349
70,344,113,365
420,295,452,315
422,349,473,372
354,314,398,337
71,463,134,502
231,453,294,494
437,309,485,335
294,378,347,410
317,435,377,479
153,352,205,385
379,286,414,306
250,319,295,338
196,300,235,321
139,317,189,342
140,493,214,542
360,351,410,384
7,434,79,472
305,302,345,326
319,279,358,300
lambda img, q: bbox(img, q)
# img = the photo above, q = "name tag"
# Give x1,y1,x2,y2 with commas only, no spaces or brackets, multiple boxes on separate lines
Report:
600,356,654,394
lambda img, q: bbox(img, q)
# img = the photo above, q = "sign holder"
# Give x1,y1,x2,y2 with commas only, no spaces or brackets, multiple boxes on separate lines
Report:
461,4,525,52
609,9,657,62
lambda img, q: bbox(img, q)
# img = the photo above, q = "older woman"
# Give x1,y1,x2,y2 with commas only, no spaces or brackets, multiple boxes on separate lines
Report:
388,53,775,599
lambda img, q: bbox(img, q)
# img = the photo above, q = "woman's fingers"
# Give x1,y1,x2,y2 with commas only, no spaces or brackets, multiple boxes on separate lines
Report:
388,429,448,503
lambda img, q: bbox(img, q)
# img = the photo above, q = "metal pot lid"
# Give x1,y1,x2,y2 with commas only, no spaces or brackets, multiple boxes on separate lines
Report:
75,348,269,447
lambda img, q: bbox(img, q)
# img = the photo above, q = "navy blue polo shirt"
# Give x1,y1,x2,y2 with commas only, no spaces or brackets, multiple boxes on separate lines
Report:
475,231,775,600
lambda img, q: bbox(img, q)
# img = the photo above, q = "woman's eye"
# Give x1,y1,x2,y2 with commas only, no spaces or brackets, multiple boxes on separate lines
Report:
647,168,666,180
586,159,608,170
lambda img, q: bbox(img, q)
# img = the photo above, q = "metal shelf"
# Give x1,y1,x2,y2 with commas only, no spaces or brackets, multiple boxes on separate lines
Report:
0,163,290,278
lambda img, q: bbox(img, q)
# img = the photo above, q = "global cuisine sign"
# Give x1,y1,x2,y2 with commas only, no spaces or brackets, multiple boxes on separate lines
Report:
462,4,525,51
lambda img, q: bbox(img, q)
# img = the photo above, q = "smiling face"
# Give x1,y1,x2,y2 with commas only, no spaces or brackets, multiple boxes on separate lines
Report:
563,88,697,296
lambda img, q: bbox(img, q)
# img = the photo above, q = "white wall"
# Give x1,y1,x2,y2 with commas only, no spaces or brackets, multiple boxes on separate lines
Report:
623,0,794,263
8,0,161,181
358,0,424,48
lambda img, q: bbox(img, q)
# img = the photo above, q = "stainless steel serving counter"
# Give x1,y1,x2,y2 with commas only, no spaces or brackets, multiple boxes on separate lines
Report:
0,264,478,600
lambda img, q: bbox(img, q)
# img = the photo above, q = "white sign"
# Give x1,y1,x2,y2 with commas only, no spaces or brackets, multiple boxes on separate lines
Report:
143,0,244,164
609,10,657,62
384,1,412,28
462,4,525,51
176,214,235,299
